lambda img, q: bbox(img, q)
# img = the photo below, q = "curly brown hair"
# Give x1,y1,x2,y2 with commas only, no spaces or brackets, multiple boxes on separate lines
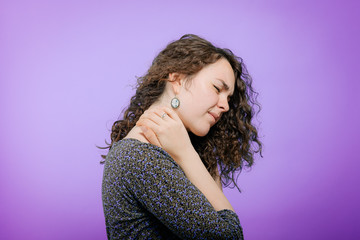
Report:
100,34,263,192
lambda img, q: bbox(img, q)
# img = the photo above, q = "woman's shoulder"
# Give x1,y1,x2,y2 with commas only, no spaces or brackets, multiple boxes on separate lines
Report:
107,138,177,167
112,138,167,155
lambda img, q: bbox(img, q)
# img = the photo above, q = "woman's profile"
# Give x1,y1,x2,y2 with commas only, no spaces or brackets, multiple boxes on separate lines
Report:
101,34,262,239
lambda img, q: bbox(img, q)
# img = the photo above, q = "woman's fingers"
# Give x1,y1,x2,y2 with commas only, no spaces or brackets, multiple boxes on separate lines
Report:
161,107,181,122
149,107,172,122
136,117,161,133
138,108,168,125
136,109,168,147
139,126,161,147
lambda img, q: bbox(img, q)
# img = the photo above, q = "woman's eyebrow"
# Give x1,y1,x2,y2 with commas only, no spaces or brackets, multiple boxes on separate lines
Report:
216,78,229,89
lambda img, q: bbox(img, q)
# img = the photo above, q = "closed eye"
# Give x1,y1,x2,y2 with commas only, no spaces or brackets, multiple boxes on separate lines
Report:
213,85,220,93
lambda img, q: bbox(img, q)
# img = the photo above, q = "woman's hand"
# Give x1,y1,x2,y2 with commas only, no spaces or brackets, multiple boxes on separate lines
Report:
136,106,194,161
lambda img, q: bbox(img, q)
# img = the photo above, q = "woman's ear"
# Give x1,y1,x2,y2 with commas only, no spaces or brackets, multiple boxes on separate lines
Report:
168,73,184,95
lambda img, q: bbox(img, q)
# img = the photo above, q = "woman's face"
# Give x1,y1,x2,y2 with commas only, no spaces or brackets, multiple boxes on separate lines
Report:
174,58,235,136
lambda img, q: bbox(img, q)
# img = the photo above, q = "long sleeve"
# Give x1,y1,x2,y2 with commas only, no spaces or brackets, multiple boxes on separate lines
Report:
117,139,244,239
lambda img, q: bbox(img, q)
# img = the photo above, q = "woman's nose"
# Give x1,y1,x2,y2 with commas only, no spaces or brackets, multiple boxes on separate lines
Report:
218,96,229,112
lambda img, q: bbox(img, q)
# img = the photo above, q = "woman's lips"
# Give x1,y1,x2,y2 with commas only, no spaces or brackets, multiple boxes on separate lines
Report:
208,112,218,122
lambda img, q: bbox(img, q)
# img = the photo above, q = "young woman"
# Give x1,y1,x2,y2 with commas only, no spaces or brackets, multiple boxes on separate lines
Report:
101,34,262,239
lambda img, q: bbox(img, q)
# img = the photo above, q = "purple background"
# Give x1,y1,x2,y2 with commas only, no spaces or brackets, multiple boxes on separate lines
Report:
1,0,359,239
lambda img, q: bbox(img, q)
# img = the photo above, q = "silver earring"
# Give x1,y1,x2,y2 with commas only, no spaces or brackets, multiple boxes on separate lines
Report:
171,97,180,109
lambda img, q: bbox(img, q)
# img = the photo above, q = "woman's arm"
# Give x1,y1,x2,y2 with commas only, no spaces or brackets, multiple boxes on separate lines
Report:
215,165,223,191
137,106,233,212
175,147,232,211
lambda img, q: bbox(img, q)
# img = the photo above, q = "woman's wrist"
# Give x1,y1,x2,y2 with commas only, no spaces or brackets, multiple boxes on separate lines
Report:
172,145,199,166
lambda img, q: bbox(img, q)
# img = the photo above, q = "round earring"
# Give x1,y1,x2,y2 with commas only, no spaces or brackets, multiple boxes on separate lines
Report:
171,96,180,109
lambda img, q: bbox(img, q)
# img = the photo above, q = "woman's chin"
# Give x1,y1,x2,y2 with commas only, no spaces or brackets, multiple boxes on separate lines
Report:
190,127,210,137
